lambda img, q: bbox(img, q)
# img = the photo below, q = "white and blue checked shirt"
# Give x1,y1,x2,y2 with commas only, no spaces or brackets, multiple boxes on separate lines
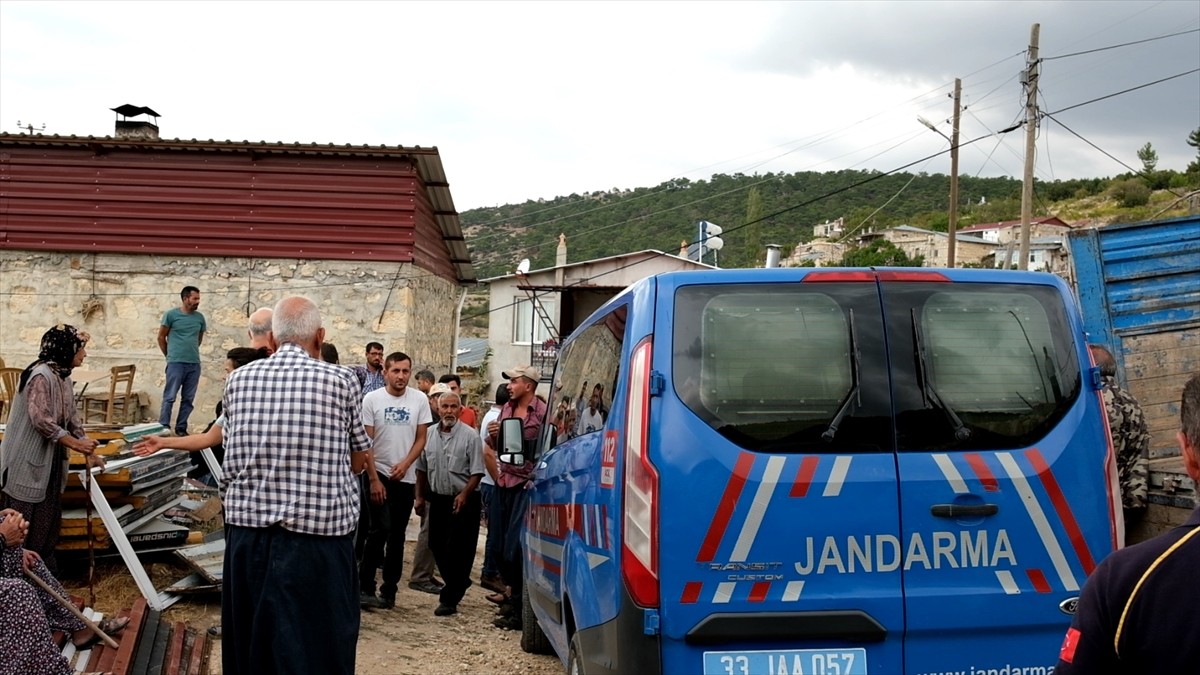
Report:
221,343,371,536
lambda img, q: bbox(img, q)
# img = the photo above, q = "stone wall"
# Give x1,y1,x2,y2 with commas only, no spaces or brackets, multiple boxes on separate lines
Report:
0,251,459,425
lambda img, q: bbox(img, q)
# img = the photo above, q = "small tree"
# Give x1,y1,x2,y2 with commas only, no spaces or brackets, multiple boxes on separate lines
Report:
838,239,925,267
1137,142,1158,173
1187,127,1200,174
1109,179,1151,207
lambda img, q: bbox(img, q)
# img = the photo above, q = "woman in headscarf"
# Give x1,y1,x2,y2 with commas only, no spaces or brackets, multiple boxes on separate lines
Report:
0,324,101,573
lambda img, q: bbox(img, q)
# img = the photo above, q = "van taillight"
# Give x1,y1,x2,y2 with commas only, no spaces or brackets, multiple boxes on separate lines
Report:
622,338,659,608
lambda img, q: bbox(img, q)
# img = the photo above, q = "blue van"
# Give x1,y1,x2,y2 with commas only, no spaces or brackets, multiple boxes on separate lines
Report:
514,267,1119,675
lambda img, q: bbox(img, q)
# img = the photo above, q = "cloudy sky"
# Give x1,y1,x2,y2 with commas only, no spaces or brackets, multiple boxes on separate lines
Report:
1,1,1196,210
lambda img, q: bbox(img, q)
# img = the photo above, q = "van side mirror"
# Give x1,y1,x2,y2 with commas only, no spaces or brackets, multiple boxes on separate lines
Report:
498,417,525,466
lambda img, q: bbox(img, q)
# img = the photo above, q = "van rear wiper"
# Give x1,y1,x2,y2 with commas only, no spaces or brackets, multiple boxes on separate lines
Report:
822,309,861,442
911,309,970,441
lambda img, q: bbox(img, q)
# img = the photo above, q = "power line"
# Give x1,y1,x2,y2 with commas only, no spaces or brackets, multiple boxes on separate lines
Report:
1044,68,1200,116
1042,28,1199,61
1041,111,1187,199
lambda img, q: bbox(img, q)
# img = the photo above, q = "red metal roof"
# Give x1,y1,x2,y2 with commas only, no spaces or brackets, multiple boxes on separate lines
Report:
0,134,475,283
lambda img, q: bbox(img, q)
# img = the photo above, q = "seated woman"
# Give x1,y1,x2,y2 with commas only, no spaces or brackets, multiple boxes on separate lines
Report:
139,347,269,464
0,508,128,667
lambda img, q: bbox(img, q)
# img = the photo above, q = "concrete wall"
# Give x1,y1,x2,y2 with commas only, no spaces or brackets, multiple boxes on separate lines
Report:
0,251,459,426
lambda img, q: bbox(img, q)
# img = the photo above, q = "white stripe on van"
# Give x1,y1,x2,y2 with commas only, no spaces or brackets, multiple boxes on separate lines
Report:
526,533,565,562
995,452,1079,592
714,582,736,603
932,453,969,494
822,456,853,497
731,456,787,561
994,570,1021,595
782,580,806,602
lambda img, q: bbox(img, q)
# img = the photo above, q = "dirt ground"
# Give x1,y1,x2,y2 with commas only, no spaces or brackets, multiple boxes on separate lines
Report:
66,516,562,675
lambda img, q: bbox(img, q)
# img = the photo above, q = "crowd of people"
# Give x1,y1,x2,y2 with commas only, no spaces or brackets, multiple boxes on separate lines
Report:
0,288,552,674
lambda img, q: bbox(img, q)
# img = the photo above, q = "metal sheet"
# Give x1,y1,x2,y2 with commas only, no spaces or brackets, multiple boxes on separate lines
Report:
0,134,475,282
174,538,225,584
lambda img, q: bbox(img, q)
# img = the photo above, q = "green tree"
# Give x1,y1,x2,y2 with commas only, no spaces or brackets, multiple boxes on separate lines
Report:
1187,127,1200,174
1137,142,1158,172
838,239,925,267
744,187,764,266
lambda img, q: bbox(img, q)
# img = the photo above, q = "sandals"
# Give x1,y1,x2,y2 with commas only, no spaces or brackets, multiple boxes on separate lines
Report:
73,616,130,649
485,591,512,605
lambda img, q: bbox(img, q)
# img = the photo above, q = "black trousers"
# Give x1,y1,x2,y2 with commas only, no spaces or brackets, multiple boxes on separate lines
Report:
358,478,416,596
223,525,358,675
427,491,482,608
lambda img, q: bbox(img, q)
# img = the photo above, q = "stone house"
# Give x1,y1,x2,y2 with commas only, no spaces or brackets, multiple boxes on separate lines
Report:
957,216,1071,243
0,121,474,422
858,225,998,267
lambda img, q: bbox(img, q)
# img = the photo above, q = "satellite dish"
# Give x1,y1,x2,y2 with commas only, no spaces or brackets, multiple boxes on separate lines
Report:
516,259,531,275
707,236,724,251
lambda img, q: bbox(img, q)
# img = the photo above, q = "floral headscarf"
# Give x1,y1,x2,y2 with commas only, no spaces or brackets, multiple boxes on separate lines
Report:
20,323,90,391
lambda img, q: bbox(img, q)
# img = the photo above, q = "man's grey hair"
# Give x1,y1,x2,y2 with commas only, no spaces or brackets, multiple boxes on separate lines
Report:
1182,373,1200,450
439,392,461,405
272,297,321,345
248,308,273,339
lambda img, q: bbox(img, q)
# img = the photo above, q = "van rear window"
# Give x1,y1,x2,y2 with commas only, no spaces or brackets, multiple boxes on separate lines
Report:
672,280,1081,453
672,283,893,453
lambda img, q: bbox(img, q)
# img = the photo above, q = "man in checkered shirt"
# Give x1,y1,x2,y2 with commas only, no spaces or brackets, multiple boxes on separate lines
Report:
219,296,371,675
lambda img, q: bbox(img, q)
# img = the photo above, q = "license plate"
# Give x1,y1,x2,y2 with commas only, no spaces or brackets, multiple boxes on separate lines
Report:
703,648,868,675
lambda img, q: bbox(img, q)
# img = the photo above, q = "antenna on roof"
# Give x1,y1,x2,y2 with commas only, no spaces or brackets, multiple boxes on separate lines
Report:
15,120,46,134
516,259,531,275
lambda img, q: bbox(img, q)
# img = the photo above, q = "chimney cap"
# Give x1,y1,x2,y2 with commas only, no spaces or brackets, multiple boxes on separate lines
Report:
111,104,161,119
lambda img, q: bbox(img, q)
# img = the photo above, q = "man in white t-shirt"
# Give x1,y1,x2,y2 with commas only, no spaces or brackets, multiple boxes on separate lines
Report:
358,351,432,609
575,392,605,436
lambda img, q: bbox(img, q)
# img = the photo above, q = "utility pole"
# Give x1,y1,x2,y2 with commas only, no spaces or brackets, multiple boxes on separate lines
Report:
1018,23,1040,270
947,78,961,268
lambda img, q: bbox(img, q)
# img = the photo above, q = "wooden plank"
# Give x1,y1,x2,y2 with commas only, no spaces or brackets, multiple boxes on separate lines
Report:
145,618,172,675
187,631,208,675
164,621,187,675
127,608,162,675
109,598,146,675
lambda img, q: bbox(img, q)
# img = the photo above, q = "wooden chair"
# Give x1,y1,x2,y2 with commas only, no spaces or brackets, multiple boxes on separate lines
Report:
82,364,138,425
0,367,22,424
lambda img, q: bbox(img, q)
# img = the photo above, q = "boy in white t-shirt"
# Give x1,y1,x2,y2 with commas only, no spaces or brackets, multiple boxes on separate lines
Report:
358,352,433,609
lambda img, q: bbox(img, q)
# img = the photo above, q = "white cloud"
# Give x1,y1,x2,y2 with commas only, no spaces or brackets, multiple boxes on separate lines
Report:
2,1,1197,209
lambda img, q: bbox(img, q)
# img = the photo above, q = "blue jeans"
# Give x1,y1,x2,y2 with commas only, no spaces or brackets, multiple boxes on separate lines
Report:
481,483,500,577
160,362,200,433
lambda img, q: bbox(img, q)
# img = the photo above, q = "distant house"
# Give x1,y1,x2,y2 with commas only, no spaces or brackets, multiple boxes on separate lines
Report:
859,225,998,267
812,217,845,239
984,235,1072,274
482,235,712,386
958,217,1071,244
782,239,847,267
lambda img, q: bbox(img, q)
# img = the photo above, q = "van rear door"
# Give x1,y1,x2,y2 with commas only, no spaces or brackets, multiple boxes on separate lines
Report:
881,275,1113,672
653,273,903,675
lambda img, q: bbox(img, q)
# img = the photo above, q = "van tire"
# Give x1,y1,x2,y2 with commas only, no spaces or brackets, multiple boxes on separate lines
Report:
520,584,554,655
567,633,584,675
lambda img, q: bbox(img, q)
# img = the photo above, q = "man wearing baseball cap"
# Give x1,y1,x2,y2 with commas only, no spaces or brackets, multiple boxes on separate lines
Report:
485,364,547,630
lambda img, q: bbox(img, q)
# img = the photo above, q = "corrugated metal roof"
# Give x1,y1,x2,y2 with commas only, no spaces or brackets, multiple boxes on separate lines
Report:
456,337,490,369
0,133,475,283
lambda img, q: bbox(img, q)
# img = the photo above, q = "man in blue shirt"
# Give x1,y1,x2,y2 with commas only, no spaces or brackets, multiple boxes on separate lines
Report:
157,285,206,435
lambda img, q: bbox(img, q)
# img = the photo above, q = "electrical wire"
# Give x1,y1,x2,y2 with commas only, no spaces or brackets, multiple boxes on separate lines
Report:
1042,28,1199,61
1044,68,1200,116
1041,111,1187,199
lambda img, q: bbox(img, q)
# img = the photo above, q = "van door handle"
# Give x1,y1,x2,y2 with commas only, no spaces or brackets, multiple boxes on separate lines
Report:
931,503,998,518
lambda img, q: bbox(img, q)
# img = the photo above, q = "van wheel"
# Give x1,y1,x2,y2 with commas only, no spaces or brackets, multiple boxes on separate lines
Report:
520,585,554,655
567,633,584,675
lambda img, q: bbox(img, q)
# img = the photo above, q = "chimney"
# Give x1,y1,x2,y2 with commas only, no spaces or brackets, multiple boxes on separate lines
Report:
555,233,567,286
765,244,782,268
680,240,688,258
111,104,161,140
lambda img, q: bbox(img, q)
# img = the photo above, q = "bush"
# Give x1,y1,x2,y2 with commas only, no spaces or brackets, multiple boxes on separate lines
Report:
1109,179,1151,207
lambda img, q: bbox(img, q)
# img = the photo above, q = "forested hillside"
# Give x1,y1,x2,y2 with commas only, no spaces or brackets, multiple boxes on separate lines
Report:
461,168,1197,278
